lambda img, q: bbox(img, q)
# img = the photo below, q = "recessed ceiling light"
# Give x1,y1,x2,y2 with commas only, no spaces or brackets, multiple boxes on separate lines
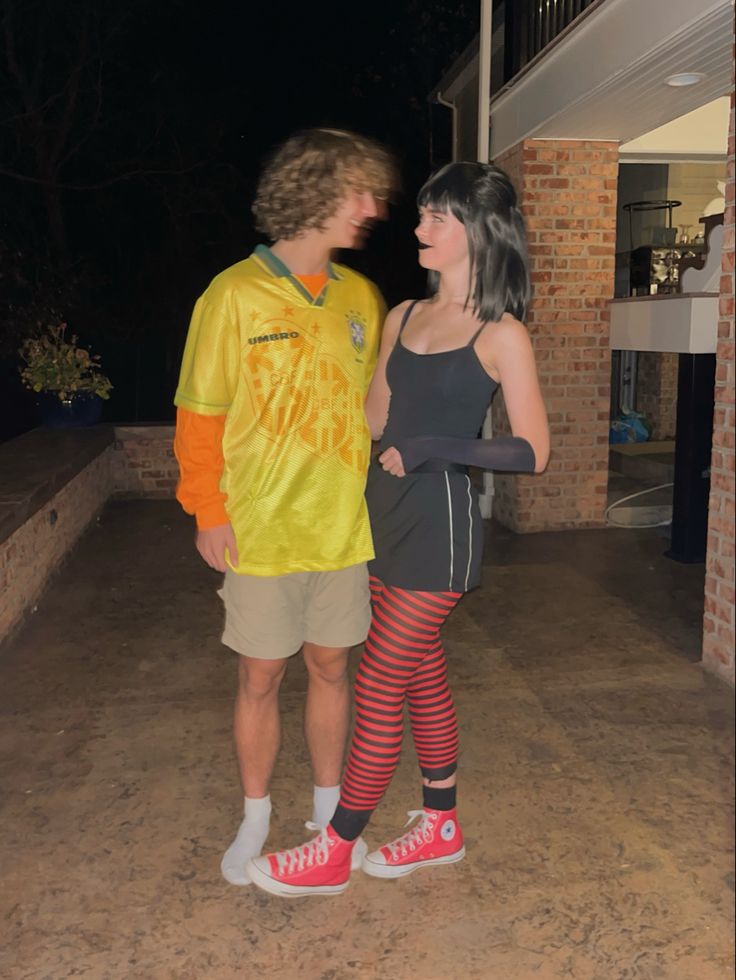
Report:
665,72,707,87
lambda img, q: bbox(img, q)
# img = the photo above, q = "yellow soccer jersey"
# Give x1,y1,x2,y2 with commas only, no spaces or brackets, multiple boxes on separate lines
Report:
175,245,384,576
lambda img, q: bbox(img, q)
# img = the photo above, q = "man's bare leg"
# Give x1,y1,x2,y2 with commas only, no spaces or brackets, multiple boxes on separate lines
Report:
221,655,288,885
302,643,350,826
233,655,288,796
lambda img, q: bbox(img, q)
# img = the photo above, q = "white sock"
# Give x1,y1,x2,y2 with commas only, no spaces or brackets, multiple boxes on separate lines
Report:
311,784,340,828
220,795,271,886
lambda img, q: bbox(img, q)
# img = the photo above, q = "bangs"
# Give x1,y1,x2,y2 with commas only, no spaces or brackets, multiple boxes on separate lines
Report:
343,156,397,201
333,132,399,201
417,164,475,221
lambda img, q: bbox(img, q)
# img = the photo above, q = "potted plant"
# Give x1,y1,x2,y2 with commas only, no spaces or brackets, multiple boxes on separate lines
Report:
18,322,112,428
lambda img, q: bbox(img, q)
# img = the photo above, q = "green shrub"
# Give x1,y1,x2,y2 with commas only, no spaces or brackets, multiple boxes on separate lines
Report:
19,323,112,401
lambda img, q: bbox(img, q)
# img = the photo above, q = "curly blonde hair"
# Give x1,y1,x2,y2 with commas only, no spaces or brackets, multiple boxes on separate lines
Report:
253,128,398,241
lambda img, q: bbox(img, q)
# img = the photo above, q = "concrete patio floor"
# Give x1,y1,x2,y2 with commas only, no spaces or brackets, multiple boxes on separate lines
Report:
0,500,733,980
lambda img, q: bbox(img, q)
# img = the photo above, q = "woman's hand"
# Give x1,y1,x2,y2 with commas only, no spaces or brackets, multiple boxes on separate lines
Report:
378,446,406,477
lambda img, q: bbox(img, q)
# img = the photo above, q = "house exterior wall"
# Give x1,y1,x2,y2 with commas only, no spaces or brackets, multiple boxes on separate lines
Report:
703,60,735,687
492,139,618,530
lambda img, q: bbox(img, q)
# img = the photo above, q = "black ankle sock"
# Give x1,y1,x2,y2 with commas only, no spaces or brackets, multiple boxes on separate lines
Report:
331,804,372,841
423,784,456,812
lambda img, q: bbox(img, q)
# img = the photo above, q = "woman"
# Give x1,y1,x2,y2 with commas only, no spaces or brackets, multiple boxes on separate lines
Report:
247,162,550,897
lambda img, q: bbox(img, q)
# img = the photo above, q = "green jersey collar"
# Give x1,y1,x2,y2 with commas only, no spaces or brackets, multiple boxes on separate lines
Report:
254,244,342,282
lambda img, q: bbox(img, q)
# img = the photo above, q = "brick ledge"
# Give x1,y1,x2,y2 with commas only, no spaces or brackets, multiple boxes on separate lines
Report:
0,426,115,544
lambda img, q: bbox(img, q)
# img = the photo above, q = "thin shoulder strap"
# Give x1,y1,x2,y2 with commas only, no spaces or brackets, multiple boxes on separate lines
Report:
467,319,490,347
398,299,421,336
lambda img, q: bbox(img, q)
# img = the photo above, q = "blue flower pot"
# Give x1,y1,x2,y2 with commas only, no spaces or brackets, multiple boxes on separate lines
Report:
36,392,103,429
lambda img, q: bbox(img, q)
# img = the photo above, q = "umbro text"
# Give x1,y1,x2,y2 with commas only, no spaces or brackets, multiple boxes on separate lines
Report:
248,332,299,345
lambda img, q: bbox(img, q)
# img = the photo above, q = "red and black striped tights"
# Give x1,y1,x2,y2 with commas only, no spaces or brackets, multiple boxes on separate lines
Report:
332,576,462,840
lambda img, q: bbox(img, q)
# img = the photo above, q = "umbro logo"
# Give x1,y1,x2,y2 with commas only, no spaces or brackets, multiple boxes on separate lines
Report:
248,331,299,346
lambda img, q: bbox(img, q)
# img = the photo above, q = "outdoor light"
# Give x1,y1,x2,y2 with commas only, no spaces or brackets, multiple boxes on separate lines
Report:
665,72,707,87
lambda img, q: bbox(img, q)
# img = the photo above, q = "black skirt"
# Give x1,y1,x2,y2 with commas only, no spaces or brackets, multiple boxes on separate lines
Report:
366,461,484,594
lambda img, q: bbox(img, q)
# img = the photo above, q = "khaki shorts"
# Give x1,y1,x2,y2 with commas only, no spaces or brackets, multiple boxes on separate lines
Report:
220,563,371,660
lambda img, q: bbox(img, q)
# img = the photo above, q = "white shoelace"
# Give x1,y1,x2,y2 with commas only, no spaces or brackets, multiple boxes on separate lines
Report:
386,810,438,860
275,829,333,875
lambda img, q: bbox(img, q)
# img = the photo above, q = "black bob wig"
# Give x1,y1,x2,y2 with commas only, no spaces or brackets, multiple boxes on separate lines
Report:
417,162,531,325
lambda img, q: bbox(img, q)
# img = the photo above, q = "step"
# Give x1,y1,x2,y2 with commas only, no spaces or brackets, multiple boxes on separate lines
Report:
609,440,675,482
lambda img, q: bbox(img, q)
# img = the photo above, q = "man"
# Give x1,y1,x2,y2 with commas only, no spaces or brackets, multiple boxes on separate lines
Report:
173,129,395,885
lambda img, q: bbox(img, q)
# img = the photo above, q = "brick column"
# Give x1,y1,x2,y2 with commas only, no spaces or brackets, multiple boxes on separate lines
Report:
637,352,678,440
703,63,735,687
493,139,618,531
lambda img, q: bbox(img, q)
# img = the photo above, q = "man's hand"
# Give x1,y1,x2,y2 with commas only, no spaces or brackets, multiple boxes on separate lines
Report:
378,446,406,477
196,522,239,572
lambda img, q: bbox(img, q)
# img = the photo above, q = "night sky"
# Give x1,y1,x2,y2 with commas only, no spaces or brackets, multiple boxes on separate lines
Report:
0,0,478,436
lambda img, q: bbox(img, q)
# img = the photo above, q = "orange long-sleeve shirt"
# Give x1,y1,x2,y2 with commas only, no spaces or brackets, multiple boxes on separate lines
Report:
173,407,229,529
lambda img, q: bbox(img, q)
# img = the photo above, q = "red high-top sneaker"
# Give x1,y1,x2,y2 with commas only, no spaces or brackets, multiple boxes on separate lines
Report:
247,824,355,897
361,808,465,879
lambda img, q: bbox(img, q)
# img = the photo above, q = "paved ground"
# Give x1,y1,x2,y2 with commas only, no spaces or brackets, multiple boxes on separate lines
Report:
0,500,733,980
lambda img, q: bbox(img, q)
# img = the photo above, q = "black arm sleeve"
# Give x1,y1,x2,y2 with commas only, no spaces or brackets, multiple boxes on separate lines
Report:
395,434,536,474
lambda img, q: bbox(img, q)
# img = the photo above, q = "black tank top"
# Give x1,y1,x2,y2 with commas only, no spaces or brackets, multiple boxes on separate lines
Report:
382,300,498,447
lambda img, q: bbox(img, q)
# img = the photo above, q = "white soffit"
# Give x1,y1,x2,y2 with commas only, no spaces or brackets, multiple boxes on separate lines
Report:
490,0,734,158
620,97,730,161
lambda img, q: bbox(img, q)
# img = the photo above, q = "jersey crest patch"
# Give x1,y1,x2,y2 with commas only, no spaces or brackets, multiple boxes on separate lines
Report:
346,311,367,353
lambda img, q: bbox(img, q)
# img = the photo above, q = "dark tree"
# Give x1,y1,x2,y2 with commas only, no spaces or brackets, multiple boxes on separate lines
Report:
0,0,481,438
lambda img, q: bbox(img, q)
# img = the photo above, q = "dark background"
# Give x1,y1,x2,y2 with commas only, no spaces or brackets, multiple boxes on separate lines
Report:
0,0,478,442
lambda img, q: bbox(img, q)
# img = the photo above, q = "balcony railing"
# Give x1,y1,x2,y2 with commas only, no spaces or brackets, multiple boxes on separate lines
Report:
502,0,598,84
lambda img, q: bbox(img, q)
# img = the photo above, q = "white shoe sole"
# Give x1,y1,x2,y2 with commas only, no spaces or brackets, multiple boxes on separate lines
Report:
246,859,349,898
362,845,465,879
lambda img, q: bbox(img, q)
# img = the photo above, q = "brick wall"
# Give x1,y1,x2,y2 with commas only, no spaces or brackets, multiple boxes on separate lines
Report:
637,352,678,440
112,425,178,498
0,424,178,647
0,449,114,642
493,139,617,531
702,63,735,687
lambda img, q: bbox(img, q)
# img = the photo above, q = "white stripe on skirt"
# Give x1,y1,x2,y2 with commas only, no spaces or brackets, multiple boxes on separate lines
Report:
464,476,473,593
444,473,454,590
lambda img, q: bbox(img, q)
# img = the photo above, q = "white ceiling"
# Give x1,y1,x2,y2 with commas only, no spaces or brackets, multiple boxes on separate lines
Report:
490,0,734,158
620,97,731,161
